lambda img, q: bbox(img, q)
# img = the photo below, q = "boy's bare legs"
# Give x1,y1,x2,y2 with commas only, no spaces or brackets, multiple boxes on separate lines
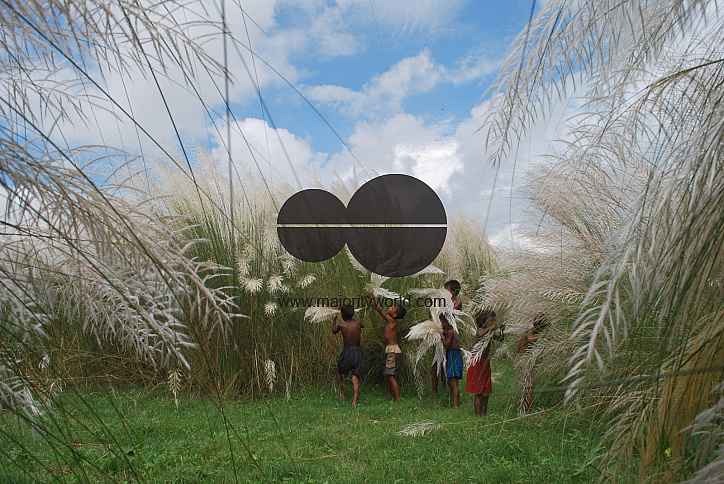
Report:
385,375,401,402
431,364,438,396
351,375,360,407
474,394,485,416
431,365,446,396
448,377,460,409
474,394,489,416
335,371,346,401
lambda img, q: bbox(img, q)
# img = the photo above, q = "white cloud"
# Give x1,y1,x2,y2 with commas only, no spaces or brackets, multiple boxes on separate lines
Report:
210,117,326,192
394,142,463,197
303,46,503,121
450,50,503,85
316,114,464,206
304,50,446,118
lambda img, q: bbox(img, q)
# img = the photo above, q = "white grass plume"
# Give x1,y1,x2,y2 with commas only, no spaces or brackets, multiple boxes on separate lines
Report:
406,319,445,373
397,420,442,437
410,265,444,277
168,369,181,409
363,273,402,300
346,247,368,275
263,360,276,392
298,274,316,288
264,302,278,317
304,307,339,324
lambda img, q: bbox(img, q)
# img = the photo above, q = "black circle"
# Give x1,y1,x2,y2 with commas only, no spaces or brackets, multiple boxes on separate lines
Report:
346,174,446,277
277,189,347,263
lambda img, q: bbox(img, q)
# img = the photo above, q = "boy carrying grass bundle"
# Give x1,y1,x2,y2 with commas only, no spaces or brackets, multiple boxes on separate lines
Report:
466,310,505,417
432,280,462,397
440,313,463,409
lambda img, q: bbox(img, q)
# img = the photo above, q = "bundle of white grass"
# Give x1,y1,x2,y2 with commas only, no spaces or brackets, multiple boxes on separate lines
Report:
364,273,402,300
410,288,467,334
397,420,442,437
304,307,340,324
406,319,445,373
470,328,502,367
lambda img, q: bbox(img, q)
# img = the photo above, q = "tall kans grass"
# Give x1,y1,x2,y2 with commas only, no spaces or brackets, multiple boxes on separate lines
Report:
0,1,496,479
142,151,495,397
481,0,724,481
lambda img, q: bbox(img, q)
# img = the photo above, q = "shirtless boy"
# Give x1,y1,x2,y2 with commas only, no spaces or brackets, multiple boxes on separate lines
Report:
432,280,462,396
440,314,463,409
333,303,367,407
366,292,406,402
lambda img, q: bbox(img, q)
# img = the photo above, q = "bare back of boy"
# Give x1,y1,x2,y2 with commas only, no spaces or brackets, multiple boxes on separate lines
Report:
336,318,363,348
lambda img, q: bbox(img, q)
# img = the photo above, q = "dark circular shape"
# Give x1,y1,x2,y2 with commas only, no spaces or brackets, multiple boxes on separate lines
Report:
346,174,447,224
277,189,347,262
346,174,447,276
345,226,447,277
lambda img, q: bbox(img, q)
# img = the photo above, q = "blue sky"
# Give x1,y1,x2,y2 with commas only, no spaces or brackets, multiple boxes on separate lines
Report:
50,0,576,247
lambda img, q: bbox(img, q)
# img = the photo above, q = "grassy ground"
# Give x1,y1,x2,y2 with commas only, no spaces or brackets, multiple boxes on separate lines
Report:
1,363,602,483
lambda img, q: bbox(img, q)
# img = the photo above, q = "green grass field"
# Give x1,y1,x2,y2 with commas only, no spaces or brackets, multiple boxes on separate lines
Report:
1,363,603,483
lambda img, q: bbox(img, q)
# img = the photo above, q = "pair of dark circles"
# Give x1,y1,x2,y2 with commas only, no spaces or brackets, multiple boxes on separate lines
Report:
277,174,447,277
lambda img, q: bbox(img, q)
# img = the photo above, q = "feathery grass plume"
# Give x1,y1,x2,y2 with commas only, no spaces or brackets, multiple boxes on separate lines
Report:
263,359,276,393
461,348,473,369
241,277,264,294
470,331,495,367
346,246,369,275
0,156,239,382
264,302,278,317
406,319,445,374
410,265,445,277
397,420,442,437
168,369,181,410
483,0,724,479
426,289,466,334
0,353,44,421
364,273,392,295
304,307,340,324
407,351,426,399
405,287,470,378
267,275,285,294
0,1,254,477
298,274,316,288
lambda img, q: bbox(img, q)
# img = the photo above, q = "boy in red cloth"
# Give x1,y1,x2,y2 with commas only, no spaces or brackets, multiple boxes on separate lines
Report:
466,310,504,416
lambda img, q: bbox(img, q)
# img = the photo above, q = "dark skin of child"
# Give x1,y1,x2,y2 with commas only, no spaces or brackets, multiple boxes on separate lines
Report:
441,317,461,409
432,285,462,396
473,313,504,416
332,312,364,407
365,292,402,402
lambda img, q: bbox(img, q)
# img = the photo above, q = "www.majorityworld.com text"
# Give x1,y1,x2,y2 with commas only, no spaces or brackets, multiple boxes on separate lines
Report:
276,295,447,309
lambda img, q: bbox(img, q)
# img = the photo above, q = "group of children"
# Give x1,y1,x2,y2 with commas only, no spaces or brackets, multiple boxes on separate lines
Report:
331,280,523,415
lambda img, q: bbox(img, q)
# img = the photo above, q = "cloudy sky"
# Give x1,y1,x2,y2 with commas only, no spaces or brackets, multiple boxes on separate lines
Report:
56,0,578,248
